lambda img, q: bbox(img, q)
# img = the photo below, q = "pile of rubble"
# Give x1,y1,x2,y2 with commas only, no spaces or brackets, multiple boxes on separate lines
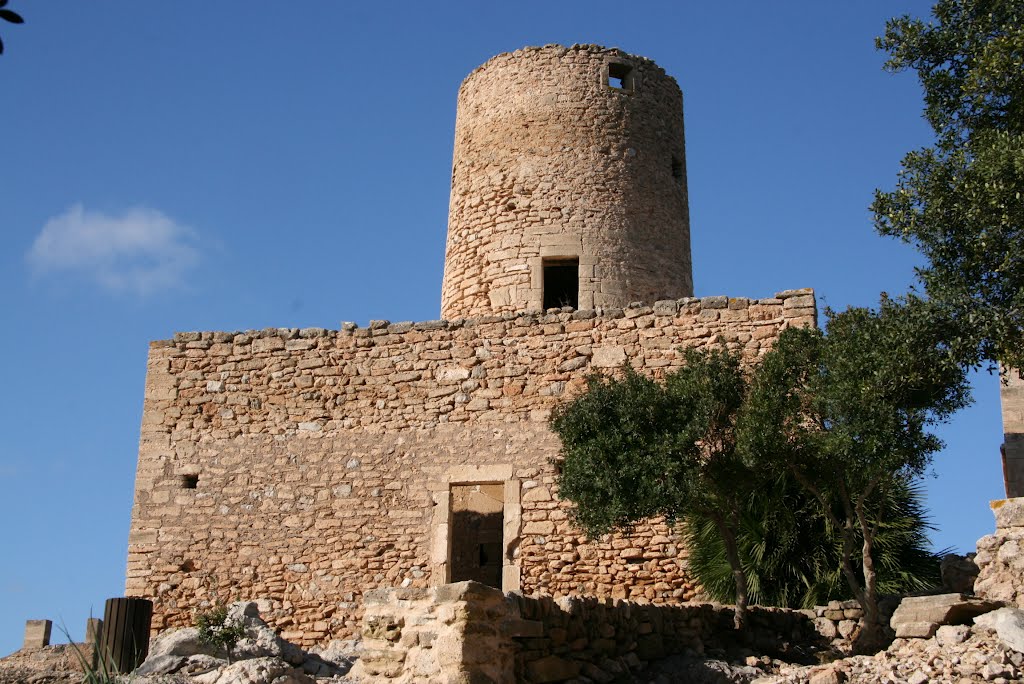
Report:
0,602,358,684
762,607,1024,684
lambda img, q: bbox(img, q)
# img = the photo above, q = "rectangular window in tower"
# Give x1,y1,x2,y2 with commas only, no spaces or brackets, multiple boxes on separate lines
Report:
543,258,579,310
607,62,634,91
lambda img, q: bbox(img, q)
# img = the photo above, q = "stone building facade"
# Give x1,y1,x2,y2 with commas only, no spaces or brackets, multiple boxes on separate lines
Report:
125,44,816,646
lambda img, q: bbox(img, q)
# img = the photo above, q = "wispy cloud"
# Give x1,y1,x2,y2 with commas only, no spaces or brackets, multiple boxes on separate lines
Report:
27,204,201,295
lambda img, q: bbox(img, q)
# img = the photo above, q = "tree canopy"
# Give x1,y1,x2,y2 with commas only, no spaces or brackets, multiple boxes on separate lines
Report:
739,297,969,648
551,347,763,628
873,0,1024,369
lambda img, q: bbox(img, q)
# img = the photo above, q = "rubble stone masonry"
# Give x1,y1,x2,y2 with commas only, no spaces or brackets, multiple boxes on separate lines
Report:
127,291,815,646
441,44,693,319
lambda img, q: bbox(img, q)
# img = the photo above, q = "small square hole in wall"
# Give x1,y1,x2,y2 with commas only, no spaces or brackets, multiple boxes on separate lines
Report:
608,62,634,92
181,474,199,489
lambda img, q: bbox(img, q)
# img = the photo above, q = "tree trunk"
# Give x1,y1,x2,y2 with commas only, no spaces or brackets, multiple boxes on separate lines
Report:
854,499,886,654
712,514,748,630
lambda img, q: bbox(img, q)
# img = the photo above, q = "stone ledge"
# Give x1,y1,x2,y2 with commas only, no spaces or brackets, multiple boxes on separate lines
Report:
163,289,815,344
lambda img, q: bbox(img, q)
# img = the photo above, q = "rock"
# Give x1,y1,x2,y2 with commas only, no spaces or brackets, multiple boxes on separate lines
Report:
906,670,929,684
813,618,838,639
974,607,1024,653
181,654,226,675
890,593,1001,638
227,601,306,666
306,638,359,672
133,654,186,676
191,656,312,684
146,627,223,659
896,621,942,639
809,666,845,684
940,553,980,594
993,498,1024,528
836,620,858,639
935,624,971,646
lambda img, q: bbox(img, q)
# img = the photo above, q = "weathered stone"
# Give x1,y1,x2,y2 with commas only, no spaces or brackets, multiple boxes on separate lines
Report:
974,607,1024,653
935,624,971,647
890,594,1001,638
591,345,626,368
994,497,1024,529
191,656,312,684
147,627,223,659
134,654,187,676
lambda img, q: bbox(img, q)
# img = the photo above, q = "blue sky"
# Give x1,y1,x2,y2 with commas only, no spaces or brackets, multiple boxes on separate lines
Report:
0,1,1007,656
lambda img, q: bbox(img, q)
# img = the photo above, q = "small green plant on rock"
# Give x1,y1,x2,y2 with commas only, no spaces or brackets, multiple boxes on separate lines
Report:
195,605,247,664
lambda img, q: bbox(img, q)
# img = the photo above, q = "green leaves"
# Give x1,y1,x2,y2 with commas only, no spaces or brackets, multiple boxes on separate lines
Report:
551,348,755,539
0,0,23,55
195,605,247,664
874,0,1024,369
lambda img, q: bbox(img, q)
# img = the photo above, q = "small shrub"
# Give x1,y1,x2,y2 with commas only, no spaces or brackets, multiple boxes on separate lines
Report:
195,605,247,664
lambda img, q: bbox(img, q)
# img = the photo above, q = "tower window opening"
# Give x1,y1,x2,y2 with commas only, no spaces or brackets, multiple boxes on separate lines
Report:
543,258,579,310
607,62,634,92
181,474,199,489
671,156,684,184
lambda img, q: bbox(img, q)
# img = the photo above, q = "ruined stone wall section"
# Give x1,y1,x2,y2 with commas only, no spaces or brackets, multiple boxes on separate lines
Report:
441,45,692,319
127,291,815,646
1000,371,1024,497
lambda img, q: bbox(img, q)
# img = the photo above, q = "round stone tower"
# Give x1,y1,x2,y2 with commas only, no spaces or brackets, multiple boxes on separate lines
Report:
440,44,692,319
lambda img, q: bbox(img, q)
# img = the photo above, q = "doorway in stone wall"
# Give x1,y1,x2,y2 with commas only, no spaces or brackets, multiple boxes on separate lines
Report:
449,483,504,589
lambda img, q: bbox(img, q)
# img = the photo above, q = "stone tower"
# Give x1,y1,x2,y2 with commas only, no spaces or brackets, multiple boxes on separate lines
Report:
440,44,693,319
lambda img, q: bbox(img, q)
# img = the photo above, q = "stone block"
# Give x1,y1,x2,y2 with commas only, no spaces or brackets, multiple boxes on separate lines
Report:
890,593,1001,638
23,620,51,649
591,345,626,368
85,617,102,646
992,497,1024,529
974,607,1024,652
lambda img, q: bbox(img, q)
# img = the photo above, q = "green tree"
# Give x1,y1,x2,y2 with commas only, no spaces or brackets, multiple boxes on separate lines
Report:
740,297,970,650
550,347,761,629
873,0,1024,370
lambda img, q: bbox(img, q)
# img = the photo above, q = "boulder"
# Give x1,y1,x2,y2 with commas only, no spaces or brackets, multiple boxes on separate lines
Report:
133,654,186,676
145,627,223,659
890,593,1001,638
974,607,1024,653
227,602,306,666
191,656,312,684
181,654,226,675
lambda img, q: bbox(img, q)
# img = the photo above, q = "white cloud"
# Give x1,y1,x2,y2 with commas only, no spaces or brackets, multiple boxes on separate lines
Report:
27,204,201,295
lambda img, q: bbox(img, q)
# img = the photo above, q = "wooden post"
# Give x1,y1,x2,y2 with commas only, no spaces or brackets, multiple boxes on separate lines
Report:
99,598,152,673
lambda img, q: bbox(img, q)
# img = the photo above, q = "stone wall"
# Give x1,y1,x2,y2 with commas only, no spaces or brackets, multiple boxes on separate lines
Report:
1000,371,1024,497
441,44,692,319
353,581,823,683
974,497,1024,608
127,290,815,646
